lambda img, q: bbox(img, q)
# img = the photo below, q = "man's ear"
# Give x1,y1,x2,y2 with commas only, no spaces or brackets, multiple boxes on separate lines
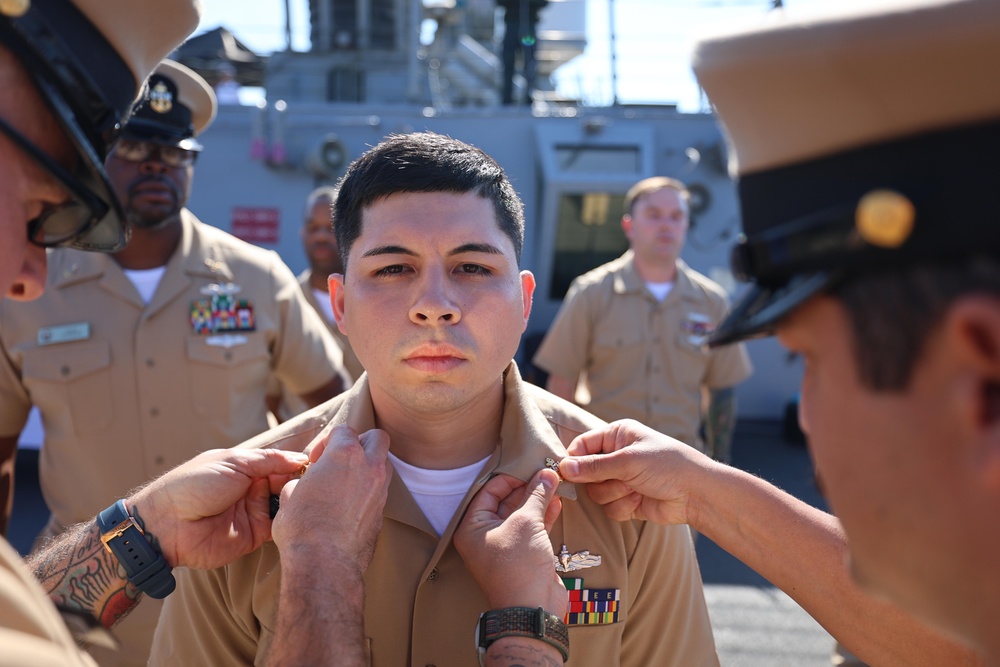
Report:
621,215,633,239
944,295,1000,489
328,273,348,336
520,270,536,330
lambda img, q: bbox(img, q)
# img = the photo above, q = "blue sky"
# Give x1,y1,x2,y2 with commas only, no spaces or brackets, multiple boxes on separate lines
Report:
196,0,869,111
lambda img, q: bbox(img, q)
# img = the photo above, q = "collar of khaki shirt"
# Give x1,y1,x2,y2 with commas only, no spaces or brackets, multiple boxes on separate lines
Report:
611,250,698,303
49,209,236,291
264,362,578,506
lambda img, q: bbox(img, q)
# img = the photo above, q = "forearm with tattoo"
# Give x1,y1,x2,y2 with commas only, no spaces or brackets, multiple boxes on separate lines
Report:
26,519,141,629
706,387,737,463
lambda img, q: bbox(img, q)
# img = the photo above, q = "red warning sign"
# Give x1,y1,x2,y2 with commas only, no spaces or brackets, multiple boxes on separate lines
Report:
231,207,280,245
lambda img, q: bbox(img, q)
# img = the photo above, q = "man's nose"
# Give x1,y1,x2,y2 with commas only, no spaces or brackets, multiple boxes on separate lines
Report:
409,269,461,325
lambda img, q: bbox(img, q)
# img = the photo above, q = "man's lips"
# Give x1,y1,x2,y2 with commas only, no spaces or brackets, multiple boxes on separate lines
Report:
131,181,175,201
403,345,467,372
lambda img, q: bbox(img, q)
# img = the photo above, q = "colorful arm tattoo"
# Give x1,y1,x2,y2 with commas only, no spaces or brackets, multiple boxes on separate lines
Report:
26,519,141,629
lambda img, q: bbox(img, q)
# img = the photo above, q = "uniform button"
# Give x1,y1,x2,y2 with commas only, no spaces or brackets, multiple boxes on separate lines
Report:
60,366,70,377
652,396,660,403
224,351,233,361
427,568,439,581
653,337,661,344
154,456,165,465
146,358,155,368
150,407,160,417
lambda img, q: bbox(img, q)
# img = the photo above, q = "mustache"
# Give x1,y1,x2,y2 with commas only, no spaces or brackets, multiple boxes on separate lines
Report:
128,175,178,198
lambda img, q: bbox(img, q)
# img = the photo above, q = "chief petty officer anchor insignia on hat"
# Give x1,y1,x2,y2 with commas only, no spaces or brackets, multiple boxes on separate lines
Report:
148,80,173,114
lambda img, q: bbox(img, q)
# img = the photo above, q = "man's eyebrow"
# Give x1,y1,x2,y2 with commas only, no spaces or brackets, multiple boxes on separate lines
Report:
448,243,504,256
360,242,505,259
361,244,417,258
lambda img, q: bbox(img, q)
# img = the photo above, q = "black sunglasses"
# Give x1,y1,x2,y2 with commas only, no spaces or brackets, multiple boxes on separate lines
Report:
0,113,111,249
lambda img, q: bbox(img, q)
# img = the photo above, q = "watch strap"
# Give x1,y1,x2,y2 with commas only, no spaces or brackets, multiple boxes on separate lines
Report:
96,500,175,599
477,607,570,663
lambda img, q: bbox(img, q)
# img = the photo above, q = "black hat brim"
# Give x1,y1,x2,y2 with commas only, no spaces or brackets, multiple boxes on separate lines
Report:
709,271,841,347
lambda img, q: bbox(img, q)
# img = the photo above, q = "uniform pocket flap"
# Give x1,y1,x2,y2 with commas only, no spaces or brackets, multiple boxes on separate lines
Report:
185,336,268,367
22,340,111,382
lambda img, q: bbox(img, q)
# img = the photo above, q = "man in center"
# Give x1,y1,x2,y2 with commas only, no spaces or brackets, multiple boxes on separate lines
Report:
151,132,717,666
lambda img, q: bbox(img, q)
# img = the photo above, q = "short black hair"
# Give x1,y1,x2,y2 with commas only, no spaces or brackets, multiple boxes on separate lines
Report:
333,132,524,268
834,257,1000,390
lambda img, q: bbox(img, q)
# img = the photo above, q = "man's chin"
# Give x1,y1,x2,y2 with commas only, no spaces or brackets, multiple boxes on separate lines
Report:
129,210,181,230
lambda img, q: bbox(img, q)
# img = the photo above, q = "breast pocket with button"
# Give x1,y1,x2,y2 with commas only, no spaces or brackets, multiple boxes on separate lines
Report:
185,336,270,422
592,324,646,377
21,340,113,436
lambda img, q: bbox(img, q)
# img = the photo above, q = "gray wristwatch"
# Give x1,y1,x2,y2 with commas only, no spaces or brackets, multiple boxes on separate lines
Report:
475,607,570,665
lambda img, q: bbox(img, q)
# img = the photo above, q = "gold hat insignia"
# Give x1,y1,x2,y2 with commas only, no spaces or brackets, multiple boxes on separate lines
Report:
0,0,29,17
855,189,915,248
148,82,173,115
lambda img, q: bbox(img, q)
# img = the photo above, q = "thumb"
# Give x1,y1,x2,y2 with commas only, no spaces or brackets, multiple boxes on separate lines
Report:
559,452,617,484
518,468,559,519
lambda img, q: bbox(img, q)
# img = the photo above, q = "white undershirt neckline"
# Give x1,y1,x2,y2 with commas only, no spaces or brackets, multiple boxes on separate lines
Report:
387,451,491,536
311,287,336,325
123,266,167,304
645,280,674,302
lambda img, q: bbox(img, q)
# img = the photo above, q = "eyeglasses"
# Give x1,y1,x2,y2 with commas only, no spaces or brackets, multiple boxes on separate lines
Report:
0,113,111,249
111,139,199,168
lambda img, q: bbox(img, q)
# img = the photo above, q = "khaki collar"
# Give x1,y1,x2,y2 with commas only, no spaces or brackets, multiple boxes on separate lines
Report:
612,251,697,303
48,209,234,290
323,363,577,502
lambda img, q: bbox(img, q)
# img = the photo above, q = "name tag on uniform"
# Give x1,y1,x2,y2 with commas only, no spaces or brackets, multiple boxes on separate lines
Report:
37,322,90,346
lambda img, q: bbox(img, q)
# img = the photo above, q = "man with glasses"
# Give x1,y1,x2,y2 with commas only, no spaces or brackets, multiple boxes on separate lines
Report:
0,3,392,666
0,59,349,666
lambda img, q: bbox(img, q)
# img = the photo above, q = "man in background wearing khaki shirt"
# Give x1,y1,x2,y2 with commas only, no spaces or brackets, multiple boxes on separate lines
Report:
298,185,364,380
533,177,752,462
151,132,718,667
0,60,347,666
267,186,365,422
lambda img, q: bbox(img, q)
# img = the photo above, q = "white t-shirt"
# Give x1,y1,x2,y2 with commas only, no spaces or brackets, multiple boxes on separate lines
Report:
645,280,674,302
311,287,336,325
123,267,167,304
387,451,491,536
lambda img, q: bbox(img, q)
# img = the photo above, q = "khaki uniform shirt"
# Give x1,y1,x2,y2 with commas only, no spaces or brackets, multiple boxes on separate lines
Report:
297,268,364,381
151,364,719,667
0,211,342,666
0,538,95,667
534,253,752,452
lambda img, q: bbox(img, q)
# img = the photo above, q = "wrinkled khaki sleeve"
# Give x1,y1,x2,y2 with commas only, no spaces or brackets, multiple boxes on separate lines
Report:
0,313,31,437
704,292,753,390
149,565,260,667
532,278,599,382
0,540,96,667
621,522,720,666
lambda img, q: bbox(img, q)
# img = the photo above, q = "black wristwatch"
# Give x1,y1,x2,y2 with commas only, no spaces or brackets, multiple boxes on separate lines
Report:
476,607,570,665
96,500,175,599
